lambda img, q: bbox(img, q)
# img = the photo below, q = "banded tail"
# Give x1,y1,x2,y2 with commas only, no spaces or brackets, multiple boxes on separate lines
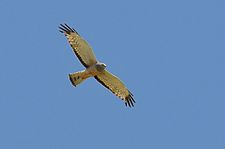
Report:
69,71,87,87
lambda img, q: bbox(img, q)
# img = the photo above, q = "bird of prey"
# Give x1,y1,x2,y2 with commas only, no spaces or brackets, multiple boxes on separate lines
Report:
59,24,135,107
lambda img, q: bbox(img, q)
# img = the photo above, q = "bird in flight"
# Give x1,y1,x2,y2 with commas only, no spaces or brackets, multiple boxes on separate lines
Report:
59,24,135,107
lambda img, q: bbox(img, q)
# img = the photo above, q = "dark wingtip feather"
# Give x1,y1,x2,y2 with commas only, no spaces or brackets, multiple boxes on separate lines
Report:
72,28,76,32
58,23,80,35
130,94,135,103
58,23,77,34
125,92,135,108
64,24,74,32
59,30,64,33
127,99,131,107
129,90,134,96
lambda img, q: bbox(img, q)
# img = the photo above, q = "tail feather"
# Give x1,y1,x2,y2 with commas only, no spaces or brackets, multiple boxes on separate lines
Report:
69,71,87,87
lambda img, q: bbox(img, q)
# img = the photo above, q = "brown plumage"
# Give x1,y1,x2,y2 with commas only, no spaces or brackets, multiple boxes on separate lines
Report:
59,24,135,107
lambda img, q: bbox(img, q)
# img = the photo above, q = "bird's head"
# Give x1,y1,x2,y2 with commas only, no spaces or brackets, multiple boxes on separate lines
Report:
96,62,107,72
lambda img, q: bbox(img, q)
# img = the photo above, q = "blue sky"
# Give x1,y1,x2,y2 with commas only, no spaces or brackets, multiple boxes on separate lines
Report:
0,0,225,148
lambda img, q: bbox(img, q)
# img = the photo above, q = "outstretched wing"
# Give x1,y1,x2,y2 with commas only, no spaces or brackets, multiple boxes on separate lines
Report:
59,24,97,68
95,70,135,107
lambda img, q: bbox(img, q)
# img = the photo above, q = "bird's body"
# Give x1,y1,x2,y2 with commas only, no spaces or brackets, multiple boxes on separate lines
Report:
59,24,135,107
69,62,106,86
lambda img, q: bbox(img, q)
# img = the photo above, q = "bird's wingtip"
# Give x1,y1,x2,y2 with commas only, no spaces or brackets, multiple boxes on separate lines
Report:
58,23,79,35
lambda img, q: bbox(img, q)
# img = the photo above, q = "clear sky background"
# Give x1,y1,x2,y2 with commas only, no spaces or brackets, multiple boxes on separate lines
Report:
0,0,225,149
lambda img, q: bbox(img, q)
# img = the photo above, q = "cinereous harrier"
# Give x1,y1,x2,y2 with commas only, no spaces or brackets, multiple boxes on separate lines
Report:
59,24,135,107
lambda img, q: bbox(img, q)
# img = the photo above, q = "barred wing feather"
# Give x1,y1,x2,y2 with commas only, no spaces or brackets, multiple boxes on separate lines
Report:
95,70,135,107
59,24,97,68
